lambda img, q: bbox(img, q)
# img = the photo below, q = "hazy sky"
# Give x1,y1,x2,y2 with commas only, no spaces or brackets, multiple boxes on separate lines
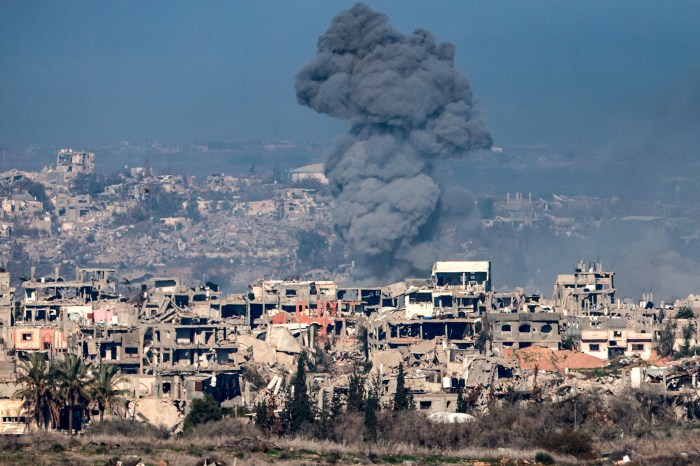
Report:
2,1,699,150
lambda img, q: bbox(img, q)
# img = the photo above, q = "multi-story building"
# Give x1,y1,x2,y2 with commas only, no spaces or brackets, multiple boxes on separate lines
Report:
553,261,615,315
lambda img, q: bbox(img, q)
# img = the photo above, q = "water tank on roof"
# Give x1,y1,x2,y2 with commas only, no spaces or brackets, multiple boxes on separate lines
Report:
443,376,452,389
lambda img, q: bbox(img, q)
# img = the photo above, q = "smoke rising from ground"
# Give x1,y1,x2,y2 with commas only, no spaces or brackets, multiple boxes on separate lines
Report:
296,3,491,279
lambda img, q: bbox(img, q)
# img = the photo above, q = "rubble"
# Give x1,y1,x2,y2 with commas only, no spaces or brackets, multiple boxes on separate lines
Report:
506,347,607,371
130,398,183,431
2,252,700,433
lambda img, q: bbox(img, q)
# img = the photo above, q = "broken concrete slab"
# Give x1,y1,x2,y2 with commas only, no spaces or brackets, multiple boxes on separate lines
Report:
266,326,302,354
410,340,436,355
371,349,404,371
237,334,276,365
275,352,296,368
132,398,182,431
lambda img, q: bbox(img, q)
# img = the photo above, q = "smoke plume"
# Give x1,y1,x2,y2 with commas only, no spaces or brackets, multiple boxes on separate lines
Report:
295,3,491,279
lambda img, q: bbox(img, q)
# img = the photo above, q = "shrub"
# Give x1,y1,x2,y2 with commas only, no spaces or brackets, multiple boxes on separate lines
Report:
479,427,514,449
87,419,170,439
675,307,695,319
50,443,65,453
183,394,223,432
183,417,259,439
535,451,555,464
380,411,467,450
536,429,594,458
331,412,365,445
599,426,621,441
607,397,639,433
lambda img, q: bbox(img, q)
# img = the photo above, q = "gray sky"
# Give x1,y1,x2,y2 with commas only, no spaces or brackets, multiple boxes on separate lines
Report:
1,1,699,150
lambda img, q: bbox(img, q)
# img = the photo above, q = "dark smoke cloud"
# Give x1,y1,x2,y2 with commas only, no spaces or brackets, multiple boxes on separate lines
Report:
296,3,491,279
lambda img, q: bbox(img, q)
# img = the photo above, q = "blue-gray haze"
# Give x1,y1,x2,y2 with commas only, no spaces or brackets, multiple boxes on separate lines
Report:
2,1,700,300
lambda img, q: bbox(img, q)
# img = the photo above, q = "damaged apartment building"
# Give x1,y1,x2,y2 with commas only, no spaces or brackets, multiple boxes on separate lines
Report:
554,261,656,361
37,148,95,193
2,267,248,430
0,257,691,432
261,260,664,414
365,261,492,351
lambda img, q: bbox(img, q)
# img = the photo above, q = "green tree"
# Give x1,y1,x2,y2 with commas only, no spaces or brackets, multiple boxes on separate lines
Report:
255,399,271,432
346,365,366,413
183,394,223,432
256,396,280,434
53,354,92,435
314,391,333,440
330,390,343,420
14,353,60,430
358,326,369,361
658,319,677,357
91,364,126,422
676,307,695,319
364,372,381,443
683,322,696,354
456,388,468,414
393,363,411,411
287,352,313,433
475,320,491,354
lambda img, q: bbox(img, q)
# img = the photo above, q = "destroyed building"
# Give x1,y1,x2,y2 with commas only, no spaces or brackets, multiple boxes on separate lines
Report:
55,149,95,176
290,163,328,185
0,269,15,343
490,312,561,353
553,260,616,315
38,149,95,190
0,256,697,432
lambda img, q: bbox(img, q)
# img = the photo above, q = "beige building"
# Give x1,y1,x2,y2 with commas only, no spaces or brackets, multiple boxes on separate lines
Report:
553,261,615,315
290,163,328,185
580,328,653,360
0,399,27,434
490,312,561,353
56,149,95,176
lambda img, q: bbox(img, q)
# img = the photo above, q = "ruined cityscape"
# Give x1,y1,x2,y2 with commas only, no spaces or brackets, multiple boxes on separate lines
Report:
1,145,700,464
2,1,700,466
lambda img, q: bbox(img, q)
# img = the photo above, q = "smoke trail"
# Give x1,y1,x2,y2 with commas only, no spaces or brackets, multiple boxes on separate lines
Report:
295,3,491,279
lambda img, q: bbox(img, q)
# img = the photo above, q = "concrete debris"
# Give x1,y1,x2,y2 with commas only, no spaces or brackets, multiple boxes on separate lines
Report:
105,457,142,466
131,398,183,431
427,412,476,423
194,458,227,466
4,256,700,432
266,326,303,354
506,347,607,371
371,349,404,372
615,455,632,465
237,334,276,366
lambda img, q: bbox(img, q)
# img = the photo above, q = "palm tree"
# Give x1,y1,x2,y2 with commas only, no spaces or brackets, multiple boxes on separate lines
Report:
14,352,60,430
91,364,126,422
52,354,91,435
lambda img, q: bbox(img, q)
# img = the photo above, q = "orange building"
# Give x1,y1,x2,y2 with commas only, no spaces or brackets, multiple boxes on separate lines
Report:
13,328,67,352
